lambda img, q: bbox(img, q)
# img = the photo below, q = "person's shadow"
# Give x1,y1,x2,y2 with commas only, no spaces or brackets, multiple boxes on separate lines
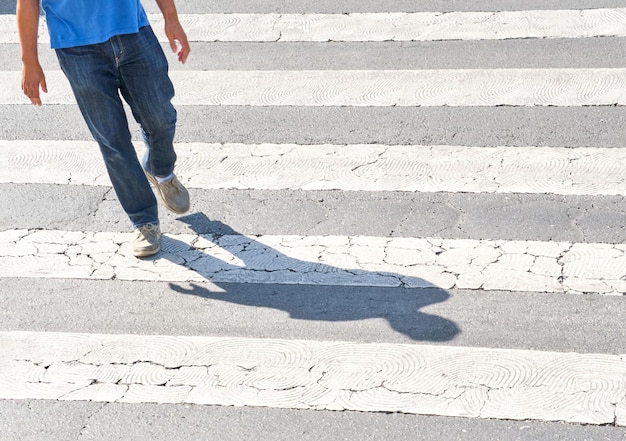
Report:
161,213,459,342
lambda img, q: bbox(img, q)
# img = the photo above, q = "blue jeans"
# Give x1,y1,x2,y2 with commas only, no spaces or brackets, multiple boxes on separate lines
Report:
56,26,177,228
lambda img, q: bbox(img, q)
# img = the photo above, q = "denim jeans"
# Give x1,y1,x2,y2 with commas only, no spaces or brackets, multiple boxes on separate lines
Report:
56,26,177,228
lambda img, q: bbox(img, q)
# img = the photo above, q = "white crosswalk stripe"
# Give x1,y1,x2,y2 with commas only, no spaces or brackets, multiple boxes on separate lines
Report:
4,9,626,43
3,229,626,295
2,3,626,432
2,331,626,425
4,69,626,106
3,140,626,196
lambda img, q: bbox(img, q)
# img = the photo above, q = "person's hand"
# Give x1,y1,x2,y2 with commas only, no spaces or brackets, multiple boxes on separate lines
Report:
21,63,47,106
164,19,190,64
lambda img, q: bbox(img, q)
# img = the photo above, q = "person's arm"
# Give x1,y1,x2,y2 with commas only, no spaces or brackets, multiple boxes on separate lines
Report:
16,0,47,106
154,0,190,64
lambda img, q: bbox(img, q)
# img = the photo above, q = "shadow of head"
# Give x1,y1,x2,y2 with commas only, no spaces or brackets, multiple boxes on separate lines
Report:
162,213,460,342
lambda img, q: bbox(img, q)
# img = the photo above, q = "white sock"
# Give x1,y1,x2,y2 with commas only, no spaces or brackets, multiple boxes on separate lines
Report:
155,173,174,184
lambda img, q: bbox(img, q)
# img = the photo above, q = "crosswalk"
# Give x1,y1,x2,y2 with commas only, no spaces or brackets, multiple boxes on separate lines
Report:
3,0,626,435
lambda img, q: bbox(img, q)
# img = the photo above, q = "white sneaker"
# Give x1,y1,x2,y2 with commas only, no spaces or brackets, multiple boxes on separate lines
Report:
145,172,190,214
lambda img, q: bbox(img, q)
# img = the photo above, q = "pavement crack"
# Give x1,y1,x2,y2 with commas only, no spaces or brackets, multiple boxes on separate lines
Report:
86,187,113,219
477,387,491,418
436,198,465,236
76,401,108,440
350,154,384,174
556,242,574,289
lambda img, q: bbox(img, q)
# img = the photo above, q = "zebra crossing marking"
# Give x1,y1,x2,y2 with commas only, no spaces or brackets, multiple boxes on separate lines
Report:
4,69,626,107
3,9,626,43
2,331,625,425
2,229,626,295
3,140,626,196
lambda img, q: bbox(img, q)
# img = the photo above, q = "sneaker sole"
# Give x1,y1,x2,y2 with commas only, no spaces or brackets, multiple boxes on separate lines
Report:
145,172,190,215
133,244,161,258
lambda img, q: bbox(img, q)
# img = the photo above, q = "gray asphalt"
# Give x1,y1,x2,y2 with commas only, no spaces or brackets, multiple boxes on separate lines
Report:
2,400,625,441
3,184,626,243
3,277,626,354
4,105,626,148
6,37,626,71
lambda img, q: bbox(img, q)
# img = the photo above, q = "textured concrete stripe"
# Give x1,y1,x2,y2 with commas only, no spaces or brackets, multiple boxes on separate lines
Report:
1,331,626,425
3,140,626,196
2,229,626,295
4,10,626,43
4,69,626,107
153,10,626,42
142,0,626,14
9,2,626,14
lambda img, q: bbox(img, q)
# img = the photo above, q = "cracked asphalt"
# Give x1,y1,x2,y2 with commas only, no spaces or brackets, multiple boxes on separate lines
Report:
4,184,626,243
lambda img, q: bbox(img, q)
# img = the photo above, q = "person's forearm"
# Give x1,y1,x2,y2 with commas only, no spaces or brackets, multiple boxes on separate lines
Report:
154,0,180,22
16,0,41,66
154,0,190,63
17,0,47,105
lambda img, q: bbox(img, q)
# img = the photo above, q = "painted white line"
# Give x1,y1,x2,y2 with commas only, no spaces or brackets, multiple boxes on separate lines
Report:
3,69,626,107
3,9,626,43
3,141,626,196
2,331,625,425
2,229,626,295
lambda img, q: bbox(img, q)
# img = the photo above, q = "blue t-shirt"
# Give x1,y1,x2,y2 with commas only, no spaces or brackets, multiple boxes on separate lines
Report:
42,0,150,49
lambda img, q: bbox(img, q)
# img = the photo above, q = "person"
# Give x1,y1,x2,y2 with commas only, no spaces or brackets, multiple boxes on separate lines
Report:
16,0,191,258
